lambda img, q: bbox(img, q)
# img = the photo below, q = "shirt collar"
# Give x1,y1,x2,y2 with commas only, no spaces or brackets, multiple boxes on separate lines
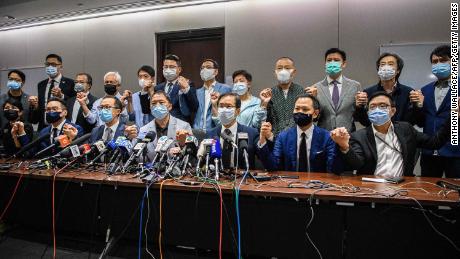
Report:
377,82,399,94
372,122,394,138
167,79,178,85
435,80,450,88
327,75,343,85
221,121,238,136
50,73,62,83
105,120,119,133
51,119,66,132
204,81,217,90
297,124,314,139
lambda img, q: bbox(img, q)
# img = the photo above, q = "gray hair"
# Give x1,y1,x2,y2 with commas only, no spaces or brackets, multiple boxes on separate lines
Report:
104,71,122,85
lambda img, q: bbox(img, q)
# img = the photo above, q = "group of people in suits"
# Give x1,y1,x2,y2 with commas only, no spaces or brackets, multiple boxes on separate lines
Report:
0,44,458,178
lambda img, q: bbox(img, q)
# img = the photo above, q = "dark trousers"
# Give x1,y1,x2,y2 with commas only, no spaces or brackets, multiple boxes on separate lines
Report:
420,154,460,178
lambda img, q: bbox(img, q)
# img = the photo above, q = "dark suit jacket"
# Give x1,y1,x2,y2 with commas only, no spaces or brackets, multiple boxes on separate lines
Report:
353,82,422,127
66,93,98,134
154,81,198,123
0,122,34,156
35,120,83,157
206,123,260,170
89,122,126,144
30,75,76,130
342,120,451,176
258,126,342,173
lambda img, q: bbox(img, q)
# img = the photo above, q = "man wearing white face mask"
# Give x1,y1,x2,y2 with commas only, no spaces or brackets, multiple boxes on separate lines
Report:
206,93,260,169
353,53,423,127
135,91,192,161
65,73,98,134
259,57,304,136
193,59,231,131
130,65,156,129
211,70,266,129
29,53,76,130
154,54,198,124
306,48,362,132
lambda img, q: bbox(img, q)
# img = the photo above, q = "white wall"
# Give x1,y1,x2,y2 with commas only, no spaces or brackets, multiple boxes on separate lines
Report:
0,0,452,98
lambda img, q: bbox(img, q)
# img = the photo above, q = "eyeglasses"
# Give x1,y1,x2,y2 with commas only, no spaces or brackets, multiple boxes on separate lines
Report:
368,103,391,110
45,62,61,67
163,65,178,69
97,106,117,111
74,81,87,84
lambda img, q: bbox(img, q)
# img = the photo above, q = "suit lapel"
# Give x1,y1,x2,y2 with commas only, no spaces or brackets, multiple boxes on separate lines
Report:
319,78,335,109
287,127,298,170
437,87,451,113
336,77,350,111
366,126,378,162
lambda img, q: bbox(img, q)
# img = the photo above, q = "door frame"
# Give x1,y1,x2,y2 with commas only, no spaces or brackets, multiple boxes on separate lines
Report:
155,27,225,83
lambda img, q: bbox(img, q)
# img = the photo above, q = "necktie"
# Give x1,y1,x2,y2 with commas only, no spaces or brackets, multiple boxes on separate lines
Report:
222,129,233,169
166,82,174,96
332,80,339,109
51,128,58,144
104,127,113,142
298,132,309,172
48,79,56,99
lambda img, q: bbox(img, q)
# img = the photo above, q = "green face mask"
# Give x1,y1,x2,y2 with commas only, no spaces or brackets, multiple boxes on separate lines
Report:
325,61,342,76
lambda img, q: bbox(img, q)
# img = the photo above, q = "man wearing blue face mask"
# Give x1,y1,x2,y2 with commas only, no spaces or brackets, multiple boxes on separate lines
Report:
65,73,98,134
88,96,126,144
353,53,423,127
211,70,266,129
153,55,198,124
331,92,452,177
207,93,260,170
193,59,231,131
135,91,192,161
257,94,342,173
0,69,33,128
306,48,362,132
414,45,460,178
29,54,76,130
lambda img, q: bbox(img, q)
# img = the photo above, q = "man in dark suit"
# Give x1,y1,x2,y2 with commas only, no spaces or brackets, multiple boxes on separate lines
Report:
154,54,198,124
89,96,130,144
206,93,260,170
36,98,83,157
66,73,97,134
258,94,341,173
29,53,76,130
331,91,452,177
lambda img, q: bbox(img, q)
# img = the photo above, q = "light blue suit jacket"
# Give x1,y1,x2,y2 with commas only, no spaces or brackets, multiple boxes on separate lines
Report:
193,82,231,130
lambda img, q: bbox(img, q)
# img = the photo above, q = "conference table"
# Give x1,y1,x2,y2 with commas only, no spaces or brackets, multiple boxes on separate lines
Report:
0,160,459,259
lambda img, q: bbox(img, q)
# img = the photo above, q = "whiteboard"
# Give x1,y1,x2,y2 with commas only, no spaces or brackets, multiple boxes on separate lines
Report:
380,43,448,89
0,66,45,96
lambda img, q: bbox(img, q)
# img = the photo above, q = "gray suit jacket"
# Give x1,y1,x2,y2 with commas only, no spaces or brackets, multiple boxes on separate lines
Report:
314,76,361,132
138,115,192,161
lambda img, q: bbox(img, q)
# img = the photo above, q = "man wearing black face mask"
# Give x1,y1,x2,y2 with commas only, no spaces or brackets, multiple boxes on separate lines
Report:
81,71,129,127
35,98,84,157
257,94,341,173
0,98,34,156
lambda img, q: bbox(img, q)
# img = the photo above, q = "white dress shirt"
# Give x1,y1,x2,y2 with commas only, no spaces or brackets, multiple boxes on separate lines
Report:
327,74,343,97
203,81,216,127
296,125,314,171
220,122,238,167
372,123,404,178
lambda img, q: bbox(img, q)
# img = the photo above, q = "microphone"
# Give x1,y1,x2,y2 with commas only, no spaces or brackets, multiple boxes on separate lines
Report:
151,136,169,163
210,139,222,180
237,132,250,171
196,139,215,176
56,133,92,157
34,135,71,158
220,130,238,148
122,131,156,172
7,133,50,160
87,140,116,166
107,138,133,175
180,135,199,174
107,136,128,164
